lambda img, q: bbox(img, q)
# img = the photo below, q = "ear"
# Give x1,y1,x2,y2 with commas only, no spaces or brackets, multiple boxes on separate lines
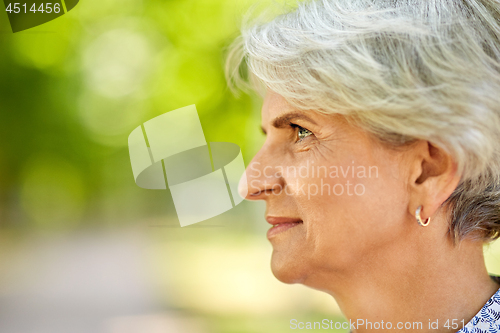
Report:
407,141,461,221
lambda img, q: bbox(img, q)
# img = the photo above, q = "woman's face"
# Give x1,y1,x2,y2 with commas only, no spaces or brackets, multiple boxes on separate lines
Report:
241,91,418,287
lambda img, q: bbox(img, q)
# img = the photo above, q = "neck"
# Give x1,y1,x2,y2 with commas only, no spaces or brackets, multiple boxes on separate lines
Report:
308,225,499,332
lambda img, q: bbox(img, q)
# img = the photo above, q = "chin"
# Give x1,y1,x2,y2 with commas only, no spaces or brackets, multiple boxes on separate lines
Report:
270,250,309,284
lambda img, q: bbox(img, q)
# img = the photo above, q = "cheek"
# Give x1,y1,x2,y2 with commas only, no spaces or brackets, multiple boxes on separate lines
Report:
285,159,409,269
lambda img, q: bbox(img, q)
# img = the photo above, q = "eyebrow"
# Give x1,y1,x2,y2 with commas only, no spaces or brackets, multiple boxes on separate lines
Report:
261,112,318,135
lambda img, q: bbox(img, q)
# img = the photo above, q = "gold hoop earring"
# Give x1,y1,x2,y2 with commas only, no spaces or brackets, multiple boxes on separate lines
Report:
415,206,430,227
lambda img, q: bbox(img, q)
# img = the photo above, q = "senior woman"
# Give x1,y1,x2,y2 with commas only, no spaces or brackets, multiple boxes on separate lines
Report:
226,0,500,332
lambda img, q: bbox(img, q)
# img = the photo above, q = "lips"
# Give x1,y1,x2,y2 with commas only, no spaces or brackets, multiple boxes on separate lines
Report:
266,216,303,239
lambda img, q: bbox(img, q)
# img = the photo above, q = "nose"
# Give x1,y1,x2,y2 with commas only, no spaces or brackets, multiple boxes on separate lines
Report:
238,146,284,201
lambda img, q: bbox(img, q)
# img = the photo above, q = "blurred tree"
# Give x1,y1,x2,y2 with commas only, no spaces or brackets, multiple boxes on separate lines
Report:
0,0,269,229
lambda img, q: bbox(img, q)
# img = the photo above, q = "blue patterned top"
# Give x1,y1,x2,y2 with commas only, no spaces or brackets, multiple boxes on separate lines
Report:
458,276,500,333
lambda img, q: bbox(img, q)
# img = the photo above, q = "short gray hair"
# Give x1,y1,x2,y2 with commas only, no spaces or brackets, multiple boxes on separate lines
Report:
226,0,500,241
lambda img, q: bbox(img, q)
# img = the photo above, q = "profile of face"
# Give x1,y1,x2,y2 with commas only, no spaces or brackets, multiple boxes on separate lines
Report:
239,90,456,290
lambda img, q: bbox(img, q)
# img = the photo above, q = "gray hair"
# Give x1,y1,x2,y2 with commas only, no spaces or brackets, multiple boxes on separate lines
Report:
226,0,500,241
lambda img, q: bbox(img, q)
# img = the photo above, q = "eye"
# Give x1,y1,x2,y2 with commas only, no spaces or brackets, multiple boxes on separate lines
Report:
294,124,313,141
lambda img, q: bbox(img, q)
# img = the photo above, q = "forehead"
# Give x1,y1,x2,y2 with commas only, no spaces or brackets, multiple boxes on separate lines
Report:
261,90,296,124
261,90,333,130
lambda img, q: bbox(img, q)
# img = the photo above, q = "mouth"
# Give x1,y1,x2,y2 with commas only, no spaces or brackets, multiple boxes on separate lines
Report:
265,216,303,239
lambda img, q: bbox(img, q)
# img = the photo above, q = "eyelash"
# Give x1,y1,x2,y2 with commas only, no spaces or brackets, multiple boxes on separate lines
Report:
290,123,313,142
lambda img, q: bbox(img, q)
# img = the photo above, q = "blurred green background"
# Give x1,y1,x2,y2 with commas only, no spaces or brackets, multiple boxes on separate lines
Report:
1,1,500,332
